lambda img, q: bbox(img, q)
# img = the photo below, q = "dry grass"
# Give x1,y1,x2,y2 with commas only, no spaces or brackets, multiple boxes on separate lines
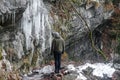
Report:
61,52,68,61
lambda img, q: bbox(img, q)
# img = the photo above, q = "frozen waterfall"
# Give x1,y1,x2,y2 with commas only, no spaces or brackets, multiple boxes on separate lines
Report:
21,0,51,53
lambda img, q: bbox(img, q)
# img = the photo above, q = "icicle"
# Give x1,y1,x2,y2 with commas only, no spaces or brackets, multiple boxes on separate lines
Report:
21,0,51,54
45,15,52,48
10,13,12,24
8,13,10,21
4,14,7,23
41,14,45,52
11,11,16,29
0,15,1,24
13,11,16,27
1,15,4,24
6,14,8,21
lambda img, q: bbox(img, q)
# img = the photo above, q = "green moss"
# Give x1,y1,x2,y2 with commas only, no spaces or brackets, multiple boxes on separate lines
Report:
19,61,30,74
116,34,120,55
117,44,120,55
97,49,107,60
31,52,39,67
0,53,2,60
109,31,117,39
71,0,82,6
89,32,107,60
0,47,2,60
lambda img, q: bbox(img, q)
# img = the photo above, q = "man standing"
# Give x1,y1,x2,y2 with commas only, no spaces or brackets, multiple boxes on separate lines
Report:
51,32,65,73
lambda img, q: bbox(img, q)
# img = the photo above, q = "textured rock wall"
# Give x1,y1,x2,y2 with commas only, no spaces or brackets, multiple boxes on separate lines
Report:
0,0,52,70
0,0,116,70
47,0,114,62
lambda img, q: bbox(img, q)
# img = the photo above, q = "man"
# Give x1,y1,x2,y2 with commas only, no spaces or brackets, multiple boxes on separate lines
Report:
51,32,65,73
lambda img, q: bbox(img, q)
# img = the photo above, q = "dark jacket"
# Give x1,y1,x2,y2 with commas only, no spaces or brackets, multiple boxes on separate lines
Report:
51,33,65,54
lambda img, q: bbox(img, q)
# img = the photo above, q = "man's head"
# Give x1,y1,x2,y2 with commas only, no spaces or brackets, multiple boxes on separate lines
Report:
52,32,60,38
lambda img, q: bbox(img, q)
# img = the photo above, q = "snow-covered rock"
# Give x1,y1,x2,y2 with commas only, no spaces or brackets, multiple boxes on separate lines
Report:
67,63,115,80
39,65,54,74
22,62,116,80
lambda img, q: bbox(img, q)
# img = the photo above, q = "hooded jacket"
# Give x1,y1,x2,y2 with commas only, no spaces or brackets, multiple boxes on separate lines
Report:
51,32,65,54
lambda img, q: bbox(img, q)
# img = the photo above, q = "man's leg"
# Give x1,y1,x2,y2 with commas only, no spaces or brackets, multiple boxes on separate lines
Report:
54,53,59,73
58,53,61,73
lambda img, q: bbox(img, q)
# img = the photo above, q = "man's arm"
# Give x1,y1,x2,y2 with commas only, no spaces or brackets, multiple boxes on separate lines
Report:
51,39,55,55
62,39,65,54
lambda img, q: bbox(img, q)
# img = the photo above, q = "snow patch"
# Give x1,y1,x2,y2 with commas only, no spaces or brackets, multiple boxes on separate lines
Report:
67,63,115,79
39,65,54,74
67,64,76,71
23,63,115,80
92,63,115,77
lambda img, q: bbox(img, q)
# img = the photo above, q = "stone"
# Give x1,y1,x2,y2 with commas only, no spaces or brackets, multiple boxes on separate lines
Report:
82,66,94,75
112,70,120,80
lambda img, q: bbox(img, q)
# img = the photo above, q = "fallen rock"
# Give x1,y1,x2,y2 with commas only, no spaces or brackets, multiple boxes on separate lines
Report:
112,70,120,80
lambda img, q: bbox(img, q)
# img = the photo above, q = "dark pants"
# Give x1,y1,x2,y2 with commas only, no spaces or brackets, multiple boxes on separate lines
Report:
54,52,62,73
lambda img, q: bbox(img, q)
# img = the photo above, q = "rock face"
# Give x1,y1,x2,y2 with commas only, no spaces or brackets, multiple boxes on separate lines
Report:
0,0,27,26
0,0,116,69
0,0,27,64
0,0,27,13
0,0,51,69
43,0,114,62
60,1,114,61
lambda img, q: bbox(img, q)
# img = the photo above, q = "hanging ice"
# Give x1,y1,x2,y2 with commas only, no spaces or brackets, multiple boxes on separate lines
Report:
21,0,51,52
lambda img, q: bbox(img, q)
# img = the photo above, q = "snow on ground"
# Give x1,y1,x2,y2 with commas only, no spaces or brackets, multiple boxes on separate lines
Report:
23,63,115,80
23,65,54,80
39,65,54,74
92,63,115,77
67,63,115,80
